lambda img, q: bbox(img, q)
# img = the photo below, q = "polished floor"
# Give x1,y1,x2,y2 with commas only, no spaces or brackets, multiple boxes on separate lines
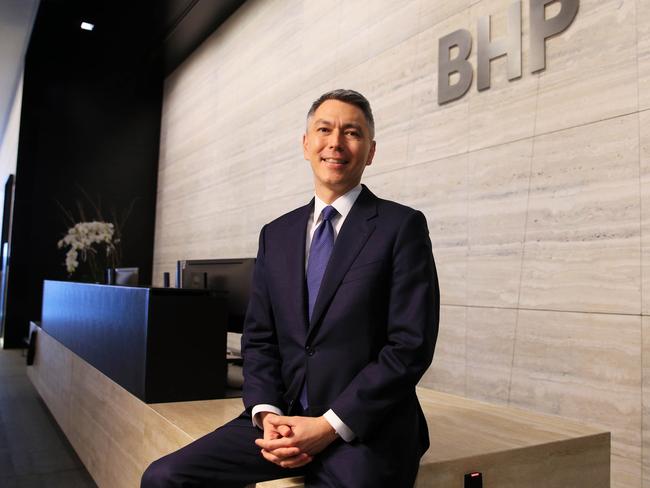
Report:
0,347,96,487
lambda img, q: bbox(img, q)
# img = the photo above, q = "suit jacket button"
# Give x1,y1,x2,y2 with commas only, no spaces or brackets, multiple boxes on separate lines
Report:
305,346,315,356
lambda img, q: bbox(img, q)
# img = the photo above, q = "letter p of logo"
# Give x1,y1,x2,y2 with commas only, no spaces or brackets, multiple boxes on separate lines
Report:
530,0,579,72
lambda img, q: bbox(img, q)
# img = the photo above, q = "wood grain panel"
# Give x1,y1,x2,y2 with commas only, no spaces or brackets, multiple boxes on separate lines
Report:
643,315,650,486
639,0,650,111
510,309,641,488
642,111,650,487
641,109,650,315
68,355,112,487
467,138,532,307
151,399,244,440
25,325,73,436
418,0,470,31
419,305,467,396
365,0,420,60
641,316,650,488
520,115,641,314
534,0,638,134
418,389,610,488
465,306,517,405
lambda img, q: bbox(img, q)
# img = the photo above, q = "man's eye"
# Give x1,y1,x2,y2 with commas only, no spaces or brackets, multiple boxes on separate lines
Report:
317,127,329,133
345,131,360,137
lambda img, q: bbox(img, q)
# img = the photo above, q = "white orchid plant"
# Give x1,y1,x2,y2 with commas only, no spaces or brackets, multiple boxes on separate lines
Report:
57,191,131,282
57,221,119,275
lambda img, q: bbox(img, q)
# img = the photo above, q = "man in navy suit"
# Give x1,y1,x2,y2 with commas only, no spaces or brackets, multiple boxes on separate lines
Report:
141,89,439,488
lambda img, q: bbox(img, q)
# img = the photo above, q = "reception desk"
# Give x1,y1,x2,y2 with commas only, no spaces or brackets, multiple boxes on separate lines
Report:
27,324,611,488
30,282,611,487
40,280,228,403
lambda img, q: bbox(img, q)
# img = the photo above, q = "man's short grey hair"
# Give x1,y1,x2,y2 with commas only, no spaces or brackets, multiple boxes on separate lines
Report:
306,89,375,139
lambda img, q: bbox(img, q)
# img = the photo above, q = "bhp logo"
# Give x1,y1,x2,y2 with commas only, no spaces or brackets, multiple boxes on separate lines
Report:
438,0,579,105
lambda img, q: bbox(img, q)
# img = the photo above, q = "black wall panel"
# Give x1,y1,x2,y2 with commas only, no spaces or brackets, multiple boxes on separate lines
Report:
2,0,247,348
2,1,163,348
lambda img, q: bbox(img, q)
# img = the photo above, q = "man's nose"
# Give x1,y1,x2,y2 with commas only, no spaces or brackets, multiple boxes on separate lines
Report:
327,130,344,149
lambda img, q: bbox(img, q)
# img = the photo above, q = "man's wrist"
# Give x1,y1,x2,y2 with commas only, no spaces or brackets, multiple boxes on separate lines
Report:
319,416,339,440
323,409,355,442
252,404,283,429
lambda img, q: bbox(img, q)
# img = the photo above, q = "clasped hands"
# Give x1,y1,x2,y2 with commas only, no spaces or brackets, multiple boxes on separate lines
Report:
255,412,338,468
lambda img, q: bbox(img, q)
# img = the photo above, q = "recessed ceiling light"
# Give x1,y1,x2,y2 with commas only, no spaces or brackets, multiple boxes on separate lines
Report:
80,21,94,31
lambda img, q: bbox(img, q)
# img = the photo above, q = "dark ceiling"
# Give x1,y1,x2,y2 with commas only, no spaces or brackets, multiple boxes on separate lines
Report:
32,0,247,78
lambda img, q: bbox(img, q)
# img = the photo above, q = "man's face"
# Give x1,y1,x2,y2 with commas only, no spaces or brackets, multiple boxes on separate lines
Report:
303,99,376,202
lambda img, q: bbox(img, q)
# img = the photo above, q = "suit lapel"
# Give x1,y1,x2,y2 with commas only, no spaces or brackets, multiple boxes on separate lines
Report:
285,200,312,332
308,187,378,337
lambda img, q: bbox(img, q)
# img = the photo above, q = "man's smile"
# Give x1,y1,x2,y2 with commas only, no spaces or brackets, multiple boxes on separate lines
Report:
321,157,348,165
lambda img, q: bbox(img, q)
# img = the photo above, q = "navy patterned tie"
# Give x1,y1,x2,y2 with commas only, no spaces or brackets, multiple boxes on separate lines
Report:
301,205,338,409
306,205,338,320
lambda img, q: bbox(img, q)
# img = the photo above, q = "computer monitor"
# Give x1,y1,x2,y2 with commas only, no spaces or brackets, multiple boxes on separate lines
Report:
177,258,255,333
115,267,139,286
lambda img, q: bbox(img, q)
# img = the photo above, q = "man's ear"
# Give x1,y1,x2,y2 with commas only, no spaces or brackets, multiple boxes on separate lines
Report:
302,133,309,160
366,141,377,166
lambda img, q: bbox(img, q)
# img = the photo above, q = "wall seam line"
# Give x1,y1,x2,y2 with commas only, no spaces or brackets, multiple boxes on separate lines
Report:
442,302,647,318
634,0,645,482
508,68,540,406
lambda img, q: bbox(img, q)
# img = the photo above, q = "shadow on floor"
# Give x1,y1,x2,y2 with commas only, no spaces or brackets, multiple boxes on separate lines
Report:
0,347,97,487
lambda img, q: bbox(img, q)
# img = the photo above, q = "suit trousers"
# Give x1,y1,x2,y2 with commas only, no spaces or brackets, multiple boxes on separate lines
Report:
140,411,420,488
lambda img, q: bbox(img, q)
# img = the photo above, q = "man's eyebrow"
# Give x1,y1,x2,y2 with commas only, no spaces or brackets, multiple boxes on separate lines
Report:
342,122,363,131
310,119,366,134
312,118,332,126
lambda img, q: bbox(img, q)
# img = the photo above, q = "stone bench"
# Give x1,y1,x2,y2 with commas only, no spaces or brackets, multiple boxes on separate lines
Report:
27,326,610,488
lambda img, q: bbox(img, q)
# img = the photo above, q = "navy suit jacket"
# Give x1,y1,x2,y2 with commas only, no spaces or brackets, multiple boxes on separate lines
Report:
242,185,439,459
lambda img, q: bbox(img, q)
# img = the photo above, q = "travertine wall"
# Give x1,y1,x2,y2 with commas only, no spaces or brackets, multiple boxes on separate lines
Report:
153,0,650,486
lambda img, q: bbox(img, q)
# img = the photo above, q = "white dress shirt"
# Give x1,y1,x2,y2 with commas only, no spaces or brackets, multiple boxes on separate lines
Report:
251,184,363,442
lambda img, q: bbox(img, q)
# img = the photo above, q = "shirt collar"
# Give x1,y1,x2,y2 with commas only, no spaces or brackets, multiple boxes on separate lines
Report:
313,184,363,222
